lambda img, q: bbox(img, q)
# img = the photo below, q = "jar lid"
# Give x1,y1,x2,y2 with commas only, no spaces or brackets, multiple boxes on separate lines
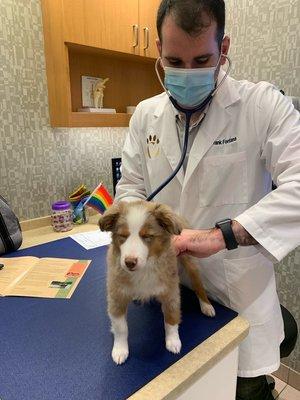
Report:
52,201,71,211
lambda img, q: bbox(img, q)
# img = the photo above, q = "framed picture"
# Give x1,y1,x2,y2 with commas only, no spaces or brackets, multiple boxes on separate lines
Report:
81,75,102,107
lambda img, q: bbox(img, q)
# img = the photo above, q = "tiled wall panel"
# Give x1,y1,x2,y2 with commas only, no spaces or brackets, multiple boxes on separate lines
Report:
226,0,300,97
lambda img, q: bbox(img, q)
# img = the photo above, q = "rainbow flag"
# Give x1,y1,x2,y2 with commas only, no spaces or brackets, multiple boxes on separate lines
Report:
74,183,113,216
85,183,113,213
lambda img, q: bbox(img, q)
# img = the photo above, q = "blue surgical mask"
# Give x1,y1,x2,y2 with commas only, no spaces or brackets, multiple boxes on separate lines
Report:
163,65,217,107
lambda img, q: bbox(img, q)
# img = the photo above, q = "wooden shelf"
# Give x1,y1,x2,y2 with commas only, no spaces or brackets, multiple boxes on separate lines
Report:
69,112,131,127
66,43,161,127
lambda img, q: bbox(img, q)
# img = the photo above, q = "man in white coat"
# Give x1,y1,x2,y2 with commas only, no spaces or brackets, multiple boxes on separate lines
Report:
115,0,300,398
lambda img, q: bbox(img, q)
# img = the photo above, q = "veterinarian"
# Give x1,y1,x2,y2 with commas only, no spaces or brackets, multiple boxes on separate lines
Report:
114,1,300,399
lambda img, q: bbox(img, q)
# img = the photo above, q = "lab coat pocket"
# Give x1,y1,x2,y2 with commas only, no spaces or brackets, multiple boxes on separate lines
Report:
224,252,278,325
199,151,248,207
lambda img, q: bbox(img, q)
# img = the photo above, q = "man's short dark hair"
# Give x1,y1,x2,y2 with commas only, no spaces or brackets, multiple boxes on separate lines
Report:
157,0,225,48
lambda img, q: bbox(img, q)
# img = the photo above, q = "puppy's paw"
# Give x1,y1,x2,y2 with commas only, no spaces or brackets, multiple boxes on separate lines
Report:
166,337,182,354
112,344,129,365
199,300,216,317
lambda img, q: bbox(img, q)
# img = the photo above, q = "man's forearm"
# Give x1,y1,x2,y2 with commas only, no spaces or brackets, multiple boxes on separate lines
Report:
173,221,258,258
231,220,258,246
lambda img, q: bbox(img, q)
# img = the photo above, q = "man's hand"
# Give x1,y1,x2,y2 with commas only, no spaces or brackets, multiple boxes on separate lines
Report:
172,228,226,258
172,221,258,258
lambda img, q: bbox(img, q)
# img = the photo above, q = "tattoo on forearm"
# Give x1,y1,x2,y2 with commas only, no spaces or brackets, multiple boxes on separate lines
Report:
189,231,211,244
232,221,258,246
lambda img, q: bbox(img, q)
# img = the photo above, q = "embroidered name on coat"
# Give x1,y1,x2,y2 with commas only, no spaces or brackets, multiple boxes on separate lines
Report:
214,137,237,146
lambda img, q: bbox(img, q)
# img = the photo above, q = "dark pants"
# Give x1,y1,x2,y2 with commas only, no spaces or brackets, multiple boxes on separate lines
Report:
236,375,275,400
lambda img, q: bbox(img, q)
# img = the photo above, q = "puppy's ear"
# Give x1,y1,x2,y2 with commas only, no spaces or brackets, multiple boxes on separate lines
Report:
98,202,122,232
153,203,184,235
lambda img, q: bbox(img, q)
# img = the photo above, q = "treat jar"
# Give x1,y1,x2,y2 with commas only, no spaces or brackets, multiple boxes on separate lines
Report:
51,201,73,232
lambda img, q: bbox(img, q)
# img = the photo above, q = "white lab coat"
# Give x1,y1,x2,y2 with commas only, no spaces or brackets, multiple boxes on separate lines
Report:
115,71,300,377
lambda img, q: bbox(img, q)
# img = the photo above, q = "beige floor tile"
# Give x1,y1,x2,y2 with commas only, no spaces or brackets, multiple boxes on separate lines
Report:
272,375,288,396
278,385,300,400
289,369,300,392
273,363,290,384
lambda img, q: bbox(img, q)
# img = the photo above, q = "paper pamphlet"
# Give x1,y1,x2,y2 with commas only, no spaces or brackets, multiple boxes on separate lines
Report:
0,257,91,299
70,230,111,250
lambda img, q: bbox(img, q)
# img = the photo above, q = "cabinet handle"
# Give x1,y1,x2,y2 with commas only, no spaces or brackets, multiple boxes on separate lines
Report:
132,24,139,48
143,27,149,50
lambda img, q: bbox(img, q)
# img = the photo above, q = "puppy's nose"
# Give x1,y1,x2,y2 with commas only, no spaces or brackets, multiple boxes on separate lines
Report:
125,257,138,271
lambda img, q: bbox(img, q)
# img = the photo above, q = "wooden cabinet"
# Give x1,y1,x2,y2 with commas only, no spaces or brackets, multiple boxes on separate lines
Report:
62,0,160,58
41,0,161,127
63,0,139,55
139,0,161,58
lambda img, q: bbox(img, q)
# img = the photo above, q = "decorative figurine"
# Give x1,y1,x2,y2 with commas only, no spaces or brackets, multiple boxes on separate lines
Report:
93,78,109,109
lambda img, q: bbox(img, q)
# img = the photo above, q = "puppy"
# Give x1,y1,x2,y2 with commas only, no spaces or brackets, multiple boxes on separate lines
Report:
99,200,215,365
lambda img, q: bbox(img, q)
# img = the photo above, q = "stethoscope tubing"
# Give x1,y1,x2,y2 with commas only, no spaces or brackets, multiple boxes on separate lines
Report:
146,95,211,201
146,55,232,201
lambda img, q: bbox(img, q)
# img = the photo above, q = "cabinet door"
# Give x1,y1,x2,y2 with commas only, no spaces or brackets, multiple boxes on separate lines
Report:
63,0,139,55
139,0,160,58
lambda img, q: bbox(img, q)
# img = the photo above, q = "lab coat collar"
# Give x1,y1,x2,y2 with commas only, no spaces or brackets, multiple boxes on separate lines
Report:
215,69,241,108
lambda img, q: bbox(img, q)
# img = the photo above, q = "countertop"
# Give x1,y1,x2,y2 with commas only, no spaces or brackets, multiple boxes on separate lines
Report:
19,214,249,400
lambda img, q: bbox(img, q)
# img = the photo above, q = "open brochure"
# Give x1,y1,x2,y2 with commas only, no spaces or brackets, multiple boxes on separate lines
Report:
0,257,91,299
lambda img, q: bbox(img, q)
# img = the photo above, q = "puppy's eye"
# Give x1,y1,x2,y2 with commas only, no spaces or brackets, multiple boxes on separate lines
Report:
117,233,129,240
141,234,153,242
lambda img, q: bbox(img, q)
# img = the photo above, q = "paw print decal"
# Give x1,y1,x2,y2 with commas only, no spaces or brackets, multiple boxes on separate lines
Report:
147,134,160,159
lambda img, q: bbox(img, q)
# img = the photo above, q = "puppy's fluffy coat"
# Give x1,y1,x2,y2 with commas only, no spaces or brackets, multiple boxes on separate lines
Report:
99,200,215,365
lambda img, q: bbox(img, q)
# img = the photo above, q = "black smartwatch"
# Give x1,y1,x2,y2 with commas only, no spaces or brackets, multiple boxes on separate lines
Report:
215,218,238,250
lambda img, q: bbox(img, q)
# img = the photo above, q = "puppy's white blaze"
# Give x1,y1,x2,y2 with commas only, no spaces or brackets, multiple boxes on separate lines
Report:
121,262,166,300
120,205,149,269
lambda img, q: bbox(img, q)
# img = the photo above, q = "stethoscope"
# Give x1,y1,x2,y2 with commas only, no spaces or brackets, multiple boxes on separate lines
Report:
146,55,232,201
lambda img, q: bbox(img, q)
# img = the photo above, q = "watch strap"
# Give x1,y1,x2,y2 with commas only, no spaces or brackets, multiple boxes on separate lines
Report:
215,219,238,250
